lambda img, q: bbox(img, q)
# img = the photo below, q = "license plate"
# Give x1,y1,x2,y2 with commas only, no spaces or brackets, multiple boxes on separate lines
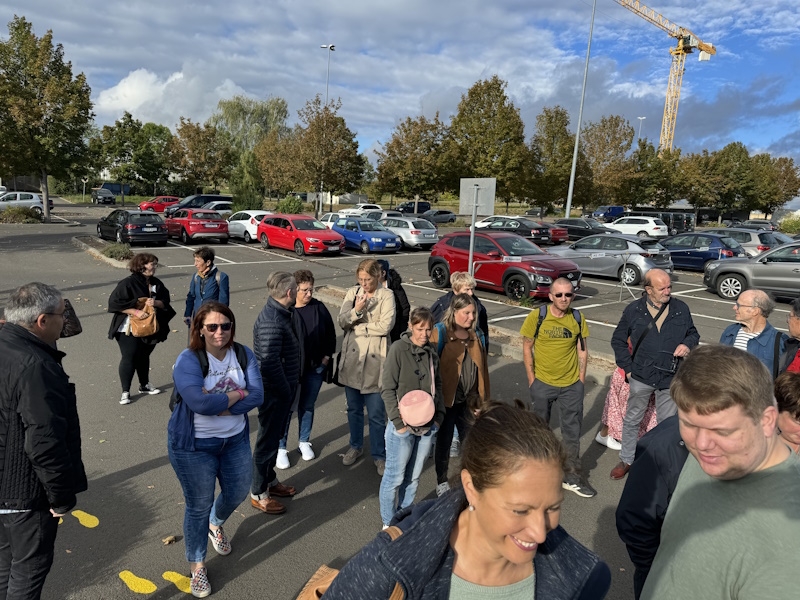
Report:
142,227,156,232
542,236,549,240
424,234,435,238
385,243,396,247
205,224,219,228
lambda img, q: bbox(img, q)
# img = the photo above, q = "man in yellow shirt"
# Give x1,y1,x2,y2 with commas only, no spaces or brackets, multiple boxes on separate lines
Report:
521,277,592,497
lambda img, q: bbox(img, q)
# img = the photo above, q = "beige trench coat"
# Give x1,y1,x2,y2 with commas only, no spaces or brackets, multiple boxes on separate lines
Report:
337,286,396,394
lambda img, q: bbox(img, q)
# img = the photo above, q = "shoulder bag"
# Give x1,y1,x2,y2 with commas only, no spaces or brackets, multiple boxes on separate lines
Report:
129,297,159,338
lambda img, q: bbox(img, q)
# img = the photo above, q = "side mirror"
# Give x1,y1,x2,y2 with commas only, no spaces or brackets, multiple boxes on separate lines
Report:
487,250,501,258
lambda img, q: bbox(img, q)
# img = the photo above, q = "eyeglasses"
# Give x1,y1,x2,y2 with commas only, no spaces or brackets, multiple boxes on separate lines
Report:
298,287,314,294
734,302,756,309
553,292,574,298
204,322,232,333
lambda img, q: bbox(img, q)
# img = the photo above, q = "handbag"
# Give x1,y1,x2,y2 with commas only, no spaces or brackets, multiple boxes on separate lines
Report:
398,353,436,428
60,299,83,338
128,297,159,338
296,526,404,600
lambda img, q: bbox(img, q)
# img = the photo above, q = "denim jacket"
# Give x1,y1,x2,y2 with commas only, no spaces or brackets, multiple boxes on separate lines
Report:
719,321,786,377
323,488,610,600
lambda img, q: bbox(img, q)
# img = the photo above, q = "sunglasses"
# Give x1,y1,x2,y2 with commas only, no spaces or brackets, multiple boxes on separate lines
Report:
553,292,574,298
204,322,232,333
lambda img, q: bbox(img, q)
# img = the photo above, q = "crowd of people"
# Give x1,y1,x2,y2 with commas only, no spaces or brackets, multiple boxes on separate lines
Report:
2,248,800,599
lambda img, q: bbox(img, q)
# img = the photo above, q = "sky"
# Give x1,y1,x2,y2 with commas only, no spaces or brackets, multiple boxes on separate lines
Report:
3,0,800,171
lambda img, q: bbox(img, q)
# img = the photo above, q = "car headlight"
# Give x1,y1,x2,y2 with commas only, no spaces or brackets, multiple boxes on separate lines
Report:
371,237,382,242
529,273,553,284
307,238,320,243
706,262,721,271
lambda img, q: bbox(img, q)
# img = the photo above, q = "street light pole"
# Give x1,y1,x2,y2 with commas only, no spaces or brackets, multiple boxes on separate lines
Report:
637,116,646,140
320,44,335,217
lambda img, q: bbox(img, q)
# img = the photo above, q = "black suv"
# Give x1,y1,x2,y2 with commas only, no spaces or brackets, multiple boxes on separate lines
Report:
91,188,116,205
396,201,431,214
555,217,613,240
164,194,233,217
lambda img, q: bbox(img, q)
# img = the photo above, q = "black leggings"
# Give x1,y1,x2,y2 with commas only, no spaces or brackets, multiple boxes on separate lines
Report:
434,401,471,485
115,333,157,392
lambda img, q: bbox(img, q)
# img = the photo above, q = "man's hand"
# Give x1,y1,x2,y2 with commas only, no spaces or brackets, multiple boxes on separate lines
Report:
673,344,690,357
527,374,535,387
50,508,65,518
396,426,407,434
184,317,192,326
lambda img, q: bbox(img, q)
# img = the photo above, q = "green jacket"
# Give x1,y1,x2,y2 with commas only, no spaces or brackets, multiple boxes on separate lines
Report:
381,332,445,431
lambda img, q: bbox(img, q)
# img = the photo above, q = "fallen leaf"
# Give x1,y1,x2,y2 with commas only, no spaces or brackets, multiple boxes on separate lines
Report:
162,536,177,545
148,485,155,489
99,440,106,443
66,549,72,553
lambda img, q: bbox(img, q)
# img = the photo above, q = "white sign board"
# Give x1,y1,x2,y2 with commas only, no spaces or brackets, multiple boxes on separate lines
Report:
459,178,495,217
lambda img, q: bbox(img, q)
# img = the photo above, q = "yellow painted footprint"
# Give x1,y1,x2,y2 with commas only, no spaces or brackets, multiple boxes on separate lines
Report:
72,510,99,528
163,571,191,593
119,570,157,594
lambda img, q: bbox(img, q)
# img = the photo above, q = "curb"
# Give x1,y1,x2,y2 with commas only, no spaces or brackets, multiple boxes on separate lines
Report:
71,236,128,270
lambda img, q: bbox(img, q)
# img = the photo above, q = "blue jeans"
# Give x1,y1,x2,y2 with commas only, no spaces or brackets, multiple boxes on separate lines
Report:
168,429,252,563
280,366,326,449
379,421,436,525
345,386,386,460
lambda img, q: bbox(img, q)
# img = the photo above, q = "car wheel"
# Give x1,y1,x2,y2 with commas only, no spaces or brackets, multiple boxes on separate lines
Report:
360,241,370,254
637,231,648,237
219,237,228,244
116,230,123,244
260,233,270,249
504,275,531,302
716,274,745,300
146,207,155,212
619,264,641,286
295,240,305,256
96,224,103,239
430,263,450,288
180,229,190,244
243,231,252,243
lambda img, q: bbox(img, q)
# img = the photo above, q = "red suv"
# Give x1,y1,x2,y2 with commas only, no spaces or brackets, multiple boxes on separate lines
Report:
257,214,345,256
166,209,228,244
139,196,180,212
428,232,581,300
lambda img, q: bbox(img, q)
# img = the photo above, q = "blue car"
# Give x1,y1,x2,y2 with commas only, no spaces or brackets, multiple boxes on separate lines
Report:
661,233,745,270
333,217,402,254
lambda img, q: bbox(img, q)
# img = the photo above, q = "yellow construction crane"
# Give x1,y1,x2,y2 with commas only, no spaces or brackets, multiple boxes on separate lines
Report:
615,0,716,152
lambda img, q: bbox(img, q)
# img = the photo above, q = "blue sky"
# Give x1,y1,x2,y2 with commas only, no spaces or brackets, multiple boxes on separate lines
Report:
3,0,800,167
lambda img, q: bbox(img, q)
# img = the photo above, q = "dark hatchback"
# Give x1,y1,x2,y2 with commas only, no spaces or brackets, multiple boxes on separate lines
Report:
479,217,553,244
555,217,614,240
97,210,168,245
661,233,745,271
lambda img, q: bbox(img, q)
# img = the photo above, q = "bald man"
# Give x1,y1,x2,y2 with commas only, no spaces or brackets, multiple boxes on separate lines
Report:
610,269,699,480
719,289,786,377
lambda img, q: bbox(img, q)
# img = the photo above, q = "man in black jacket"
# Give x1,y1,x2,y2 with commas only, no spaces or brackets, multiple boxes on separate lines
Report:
610,269,698,480
779,297,800,374
0,283,87,599
250,272,302,515
377,260,410,343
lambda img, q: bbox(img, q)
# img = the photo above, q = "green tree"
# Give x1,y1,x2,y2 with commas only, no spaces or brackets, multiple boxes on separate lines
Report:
582,115,635,206
531,106,576,211
681,150,722,210
447,76,527,206
171,118,236,191
750,154,800,216
209,95,289,154
0,16,93,221
254,128,297,198
711,142,755,217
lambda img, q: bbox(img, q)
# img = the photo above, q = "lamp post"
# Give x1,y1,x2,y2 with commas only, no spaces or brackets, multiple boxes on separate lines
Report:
637,116,646,140
319,44,335,217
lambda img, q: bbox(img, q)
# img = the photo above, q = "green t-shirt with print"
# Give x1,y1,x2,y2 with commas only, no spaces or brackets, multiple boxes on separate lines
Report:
520,306,589,387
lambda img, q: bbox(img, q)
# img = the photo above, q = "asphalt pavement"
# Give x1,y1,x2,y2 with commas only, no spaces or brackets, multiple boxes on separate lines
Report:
1,200,793,600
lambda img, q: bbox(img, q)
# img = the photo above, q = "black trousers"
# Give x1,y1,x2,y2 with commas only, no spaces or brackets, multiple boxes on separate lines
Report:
114,333,156,393
434,401,471,485
0,509,59,600
251,390,296,497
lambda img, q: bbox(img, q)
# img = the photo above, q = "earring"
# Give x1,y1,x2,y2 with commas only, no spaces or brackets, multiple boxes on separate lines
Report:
468,504,475,512
200,333,204,338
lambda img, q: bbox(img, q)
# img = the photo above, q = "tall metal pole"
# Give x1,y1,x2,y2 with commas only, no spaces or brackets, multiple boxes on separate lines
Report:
468,185,479,276
564,0,597,219
320,44,335,217
637,116,646,140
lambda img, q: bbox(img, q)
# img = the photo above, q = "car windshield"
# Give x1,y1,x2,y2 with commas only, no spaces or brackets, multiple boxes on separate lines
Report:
294,219,327,231
194,212,223,220
359,221,387,232
129,214,163,225
412,220,435,230
595,206,609,212
637,239,666,250
495,236,545,256
585,218,604,227
720,237,742,249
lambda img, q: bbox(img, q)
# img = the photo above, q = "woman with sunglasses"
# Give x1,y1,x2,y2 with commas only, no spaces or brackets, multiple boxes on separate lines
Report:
168,302,263,598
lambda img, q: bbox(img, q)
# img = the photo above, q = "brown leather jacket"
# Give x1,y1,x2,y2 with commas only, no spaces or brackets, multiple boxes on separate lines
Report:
429,324,490,408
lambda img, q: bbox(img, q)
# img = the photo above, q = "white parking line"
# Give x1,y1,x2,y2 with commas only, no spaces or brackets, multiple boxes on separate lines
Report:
671,287,709,296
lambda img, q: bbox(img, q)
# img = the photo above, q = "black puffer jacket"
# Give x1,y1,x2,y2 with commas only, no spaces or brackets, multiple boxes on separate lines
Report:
0,324,87,513
253,297,302,400
387,269,410,343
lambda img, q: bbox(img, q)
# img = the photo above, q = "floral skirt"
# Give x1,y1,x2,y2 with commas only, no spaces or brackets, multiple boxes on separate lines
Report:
601,368,658,441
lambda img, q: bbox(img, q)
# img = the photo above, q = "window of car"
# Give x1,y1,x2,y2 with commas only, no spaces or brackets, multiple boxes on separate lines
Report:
346,220,358,231
495,236,545,256
360,221,387,232
720,237,741,249
664,235,694,247
474,237,499,255
615,218,631,225
586,219,604,227
412,220,434,230
764,245,800,262
654,219,667,227
773,232,793,244
0,194,13,202
20,193,34,201
758,232,782,245
693,236,714,248
451,235,470,250
293,219,327,231
197,212,223,220
574,236,605,250
637,239,666,251
130,213,163,225
603,237,628,251
489,220,508,229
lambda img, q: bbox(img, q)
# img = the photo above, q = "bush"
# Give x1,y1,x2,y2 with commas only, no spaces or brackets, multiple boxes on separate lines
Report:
779,215,800,234
232,191,265,212
275,196,304,214
0,207,43,223
438,191,459,205
101,243,134,261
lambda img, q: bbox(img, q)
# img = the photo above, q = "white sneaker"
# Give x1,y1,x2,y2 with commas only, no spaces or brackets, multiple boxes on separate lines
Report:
298,442,315,461
138,383,161,395
595,431,622,451
276,449,290,470
436,482,450,497
119,392,131,405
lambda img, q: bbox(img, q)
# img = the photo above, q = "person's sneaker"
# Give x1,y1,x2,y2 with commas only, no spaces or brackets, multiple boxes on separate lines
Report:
190,567,211,598
449,438,461,458
562,474,597,498
298,442,315,461
375,459,385,476
276,449,290,470
436,482,450,497
138,383,161,395
342,446,363,466
208,526,231,556
119,392,131,405
595,431,622,451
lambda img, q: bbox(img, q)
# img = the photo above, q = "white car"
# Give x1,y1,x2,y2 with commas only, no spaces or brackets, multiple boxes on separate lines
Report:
471,215,510,231
0,185,7,194
338,203,382,216
226,210,271,242
319,212,341,229
0,191,45,214
607,216,668,238
202,201,233,217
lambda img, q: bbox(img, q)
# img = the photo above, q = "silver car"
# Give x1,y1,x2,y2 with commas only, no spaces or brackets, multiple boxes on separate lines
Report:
704,227,794,257
0,191,45,214
202,200,233,217
704,240,800,299
380,216,439,249
547,233,673,285
364,210,403,221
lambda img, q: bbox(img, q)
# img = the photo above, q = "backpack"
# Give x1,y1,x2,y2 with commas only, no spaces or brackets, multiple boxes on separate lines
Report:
169,342,249,411
192,270,221,297
434,322,486,356
532,305,585,351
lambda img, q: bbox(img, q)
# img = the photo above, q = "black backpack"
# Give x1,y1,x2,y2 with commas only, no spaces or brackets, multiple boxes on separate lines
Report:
532,305,585,351
169,342,249,411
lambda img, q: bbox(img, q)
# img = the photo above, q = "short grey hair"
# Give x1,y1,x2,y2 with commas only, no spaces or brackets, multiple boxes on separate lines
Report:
791,297,800,318
5,282,62,326
750,290,776,319
267,271,297,300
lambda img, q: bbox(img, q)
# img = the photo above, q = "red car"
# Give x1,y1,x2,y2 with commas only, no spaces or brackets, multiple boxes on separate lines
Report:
257,214,345,256
428,232,581,301
138,196,180,212
166,209,228,244
536,221,569,244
